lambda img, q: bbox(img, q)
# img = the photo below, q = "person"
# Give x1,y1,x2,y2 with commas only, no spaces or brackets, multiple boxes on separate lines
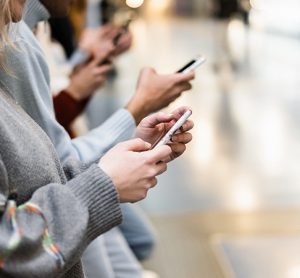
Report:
55,3,159,267
0,1,195,276
42,6,196,276
0,79,191,277
0,1,194,277
40,10,161,277
0,3,194,278
0,1,193,276
7,0,194,165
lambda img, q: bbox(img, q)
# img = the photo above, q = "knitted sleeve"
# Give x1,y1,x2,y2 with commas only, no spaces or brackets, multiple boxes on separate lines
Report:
0,157,121,278
3,29,136,165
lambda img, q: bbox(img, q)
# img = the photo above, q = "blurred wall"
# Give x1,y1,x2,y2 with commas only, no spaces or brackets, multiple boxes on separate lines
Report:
173,0,213,16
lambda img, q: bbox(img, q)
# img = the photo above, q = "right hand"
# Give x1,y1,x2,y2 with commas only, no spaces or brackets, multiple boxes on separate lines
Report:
79,27,116,61
66,57,113,100
126,68,195,124
113,29,133,56
98,138,172,203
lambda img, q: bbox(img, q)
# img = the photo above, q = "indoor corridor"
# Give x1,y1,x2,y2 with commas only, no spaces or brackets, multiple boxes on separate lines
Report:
82,11,300,278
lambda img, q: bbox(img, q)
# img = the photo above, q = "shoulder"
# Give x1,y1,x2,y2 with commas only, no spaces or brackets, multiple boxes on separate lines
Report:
7,21,46,59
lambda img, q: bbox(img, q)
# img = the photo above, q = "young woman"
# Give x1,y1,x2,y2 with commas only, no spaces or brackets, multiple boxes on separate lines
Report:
0,1,194,277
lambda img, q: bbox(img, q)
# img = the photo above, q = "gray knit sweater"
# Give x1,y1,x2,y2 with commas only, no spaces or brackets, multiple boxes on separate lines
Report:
0,0,136,166
0,89,122,277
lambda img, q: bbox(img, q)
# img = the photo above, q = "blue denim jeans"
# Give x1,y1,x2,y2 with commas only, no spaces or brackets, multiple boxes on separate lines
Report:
82,204,156,278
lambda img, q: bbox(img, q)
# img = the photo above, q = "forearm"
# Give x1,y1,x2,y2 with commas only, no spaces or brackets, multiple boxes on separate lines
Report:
70,109,136,164
0,164,121,277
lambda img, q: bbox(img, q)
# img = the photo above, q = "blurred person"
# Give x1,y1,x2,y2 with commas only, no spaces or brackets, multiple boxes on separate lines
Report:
38,23,160,276
39,2,195,276
43,7,160,278
0,1,195,278
36,5,161,278
0,1,193,277
49,1,132,66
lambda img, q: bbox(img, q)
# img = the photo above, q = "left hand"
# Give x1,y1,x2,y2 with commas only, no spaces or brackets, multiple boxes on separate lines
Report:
113,30,133,56
79,27,116,62
67,57,113,100
135,106,194,162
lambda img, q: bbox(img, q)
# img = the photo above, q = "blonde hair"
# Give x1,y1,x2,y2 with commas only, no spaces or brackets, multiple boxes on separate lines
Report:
0,0,14,70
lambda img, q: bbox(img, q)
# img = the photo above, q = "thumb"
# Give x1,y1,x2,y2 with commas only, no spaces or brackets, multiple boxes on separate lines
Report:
121,138,152,152
146,145,172,164
90,50,113,67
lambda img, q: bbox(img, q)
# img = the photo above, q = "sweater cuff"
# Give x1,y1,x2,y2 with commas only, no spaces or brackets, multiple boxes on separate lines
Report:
69,49,90,67
67,164,122,241
53,90,90,128
96,108,136,143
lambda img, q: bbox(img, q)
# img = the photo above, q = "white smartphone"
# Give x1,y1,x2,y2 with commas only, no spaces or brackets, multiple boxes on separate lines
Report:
152,110,192,149
177,55,206,73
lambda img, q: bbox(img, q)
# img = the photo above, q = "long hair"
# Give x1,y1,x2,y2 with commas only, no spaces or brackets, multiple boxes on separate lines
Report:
0,0,14,70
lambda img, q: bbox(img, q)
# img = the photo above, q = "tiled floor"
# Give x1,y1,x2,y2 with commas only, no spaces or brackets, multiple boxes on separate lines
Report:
83,15,300,278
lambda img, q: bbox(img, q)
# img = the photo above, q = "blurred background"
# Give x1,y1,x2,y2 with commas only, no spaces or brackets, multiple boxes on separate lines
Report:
74,0,300,277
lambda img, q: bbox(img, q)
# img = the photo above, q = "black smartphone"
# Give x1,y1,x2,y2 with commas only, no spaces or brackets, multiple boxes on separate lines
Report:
177,55,206,73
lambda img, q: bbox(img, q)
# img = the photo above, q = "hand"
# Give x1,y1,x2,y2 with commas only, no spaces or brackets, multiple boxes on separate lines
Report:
135,106,194,162
98,138,172,203
66,57,113,100
126,68,195,124
79,27,116,62
113,30,133,56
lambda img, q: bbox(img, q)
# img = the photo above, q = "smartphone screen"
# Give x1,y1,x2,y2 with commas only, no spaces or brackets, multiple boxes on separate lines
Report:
177,56,206,73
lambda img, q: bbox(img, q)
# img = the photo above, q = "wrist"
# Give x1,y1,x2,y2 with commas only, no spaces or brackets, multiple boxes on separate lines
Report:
65,84,84,101
126,97,148,125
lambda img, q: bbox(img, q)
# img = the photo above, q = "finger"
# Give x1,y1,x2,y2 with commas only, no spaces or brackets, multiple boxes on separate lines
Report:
176,82,192,93
101,25,119,39
173,120,194,134
121,138,151,152
90,54,113,67
140,112,175,128
170,106,192,120
148,177,158,188
180,120,194,132
169,83,192,98
171,133,193,144
169,143,186,157
94,45,115,60
171,71,195,83
155,162,168,176
93,64,113,76
146,145,172,164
